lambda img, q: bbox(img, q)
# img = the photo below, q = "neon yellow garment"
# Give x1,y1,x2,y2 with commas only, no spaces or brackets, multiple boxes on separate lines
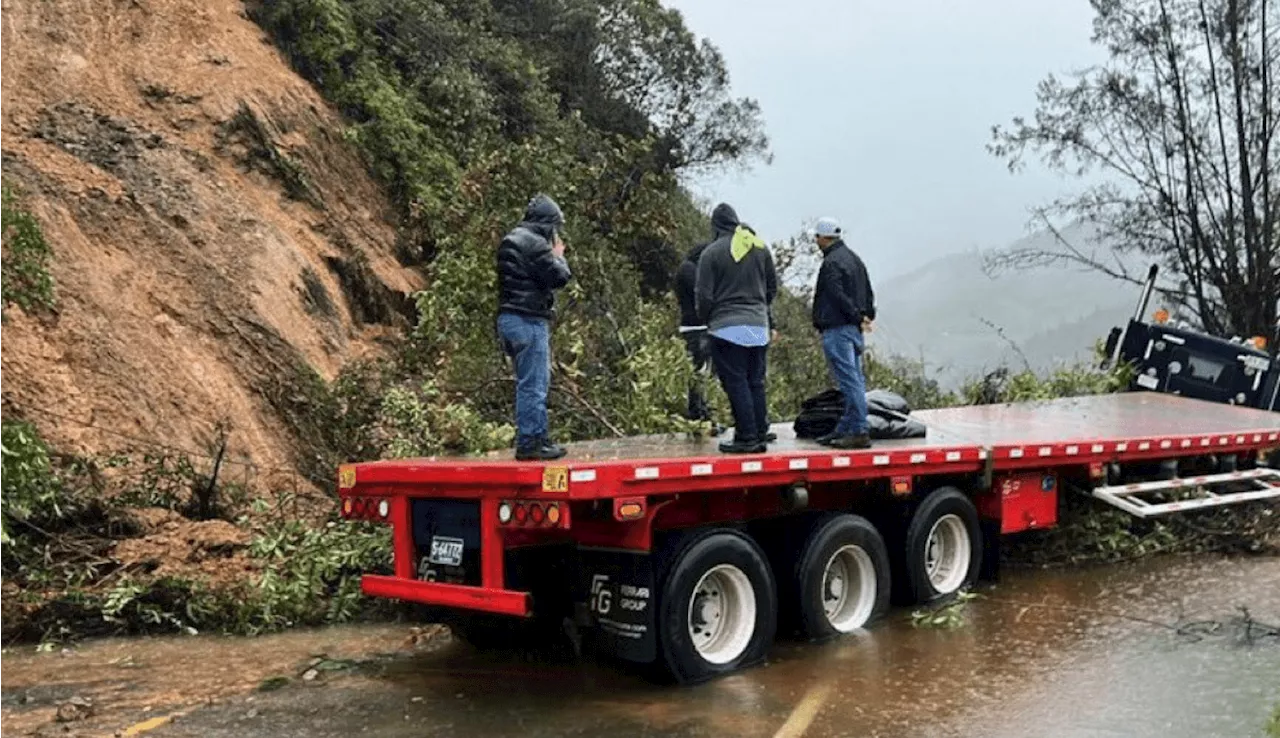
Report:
730,225,766,262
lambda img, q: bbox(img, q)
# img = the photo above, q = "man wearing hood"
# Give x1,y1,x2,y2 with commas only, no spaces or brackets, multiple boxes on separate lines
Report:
695,203,778,454
496,194,573,460
674,212,728,431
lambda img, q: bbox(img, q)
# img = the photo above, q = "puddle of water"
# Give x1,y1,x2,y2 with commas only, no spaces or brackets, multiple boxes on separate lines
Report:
0,623,425,735
3,555,1278,738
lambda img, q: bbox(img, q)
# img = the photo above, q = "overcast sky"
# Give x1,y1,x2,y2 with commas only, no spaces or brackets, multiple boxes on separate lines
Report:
666,0,1105,279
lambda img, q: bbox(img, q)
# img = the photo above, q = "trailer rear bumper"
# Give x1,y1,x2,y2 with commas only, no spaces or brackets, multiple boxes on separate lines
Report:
361,574,532,618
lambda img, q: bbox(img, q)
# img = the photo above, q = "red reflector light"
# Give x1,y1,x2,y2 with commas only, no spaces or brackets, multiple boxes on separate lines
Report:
514,504,528,524
529,504,545,525
352,498,366,518
341,498,353,517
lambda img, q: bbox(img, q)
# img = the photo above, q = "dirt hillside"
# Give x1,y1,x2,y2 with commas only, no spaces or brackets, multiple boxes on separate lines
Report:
1,0,421,478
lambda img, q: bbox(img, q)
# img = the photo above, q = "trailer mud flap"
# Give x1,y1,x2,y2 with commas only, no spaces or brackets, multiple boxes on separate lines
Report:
580,549,656,664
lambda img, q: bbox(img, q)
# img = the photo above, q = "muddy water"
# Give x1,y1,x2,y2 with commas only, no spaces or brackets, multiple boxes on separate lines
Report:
3,555,1279,738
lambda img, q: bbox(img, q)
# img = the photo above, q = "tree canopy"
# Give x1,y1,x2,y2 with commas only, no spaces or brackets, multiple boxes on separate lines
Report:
991,0,1279,337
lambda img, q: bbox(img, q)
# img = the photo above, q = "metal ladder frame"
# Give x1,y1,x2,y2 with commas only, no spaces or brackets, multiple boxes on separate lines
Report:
1089,467,1280,518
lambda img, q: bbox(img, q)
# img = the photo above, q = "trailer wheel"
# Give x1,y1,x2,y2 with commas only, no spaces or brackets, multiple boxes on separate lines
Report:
658,530,776,684
903,487,982,603
792,514,890,640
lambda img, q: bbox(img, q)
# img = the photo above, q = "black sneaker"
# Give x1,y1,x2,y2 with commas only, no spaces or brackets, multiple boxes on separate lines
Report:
815,433,838,446
826,434,871,450
719,438,766,454
764,431,778,442
516,439,567,461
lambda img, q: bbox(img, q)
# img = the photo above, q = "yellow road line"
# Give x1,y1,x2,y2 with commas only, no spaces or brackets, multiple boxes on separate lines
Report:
120,714,176,735
773,679,835,738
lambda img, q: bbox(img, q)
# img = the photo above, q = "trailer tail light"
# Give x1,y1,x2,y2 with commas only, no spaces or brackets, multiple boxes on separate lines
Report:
1152,308,1169,324
1089,462,1106,480
339,496,391,522
498,501,568,528
890,476,912,496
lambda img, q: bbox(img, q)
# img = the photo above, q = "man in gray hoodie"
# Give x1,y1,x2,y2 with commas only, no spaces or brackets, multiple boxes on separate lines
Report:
695,203,778,453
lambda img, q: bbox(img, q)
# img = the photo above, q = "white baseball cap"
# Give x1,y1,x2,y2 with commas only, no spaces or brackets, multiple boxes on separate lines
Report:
812,217,842,238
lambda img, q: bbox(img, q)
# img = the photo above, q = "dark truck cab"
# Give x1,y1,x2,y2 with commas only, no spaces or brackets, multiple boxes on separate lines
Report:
1104,265,1279,412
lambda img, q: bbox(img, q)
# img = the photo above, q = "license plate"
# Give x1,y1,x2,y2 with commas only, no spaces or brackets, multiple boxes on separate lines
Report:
428,536,464,566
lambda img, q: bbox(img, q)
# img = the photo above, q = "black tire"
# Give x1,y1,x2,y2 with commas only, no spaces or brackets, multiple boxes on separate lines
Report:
902,487,982,604
657,529,777,684
791,514,891,641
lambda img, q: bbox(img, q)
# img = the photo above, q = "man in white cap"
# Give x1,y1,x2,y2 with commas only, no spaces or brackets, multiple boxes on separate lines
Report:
810,217,876,449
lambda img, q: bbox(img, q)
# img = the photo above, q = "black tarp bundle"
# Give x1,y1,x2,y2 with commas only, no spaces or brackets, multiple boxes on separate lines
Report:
793,388,928,440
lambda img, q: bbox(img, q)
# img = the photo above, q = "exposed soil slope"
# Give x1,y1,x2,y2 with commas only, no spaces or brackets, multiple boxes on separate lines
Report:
1,0,421,474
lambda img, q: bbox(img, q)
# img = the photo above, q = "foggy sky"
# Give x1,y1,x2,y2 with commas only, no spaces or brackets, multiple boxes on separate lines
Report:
666,0,1104,279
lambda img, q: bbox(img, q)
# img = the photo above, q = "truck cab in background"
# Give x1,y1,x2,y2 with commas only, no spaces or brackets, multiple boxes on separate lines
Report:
1104,265,1279,413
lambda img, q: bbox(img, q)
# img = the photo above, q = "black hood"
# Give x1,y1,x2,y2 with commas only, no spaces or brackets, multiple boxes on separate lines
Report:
710,203,739,239
521,194,565,237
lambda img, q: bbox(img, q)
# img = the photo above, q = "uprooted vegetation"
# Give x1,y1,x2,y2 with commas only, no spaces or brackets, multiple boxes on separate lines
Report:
0,417,393,643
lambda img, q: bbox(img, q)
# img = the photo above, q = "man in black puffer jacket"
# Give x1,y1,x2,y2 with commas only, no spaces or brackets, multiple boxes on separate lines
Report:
496,194,572,460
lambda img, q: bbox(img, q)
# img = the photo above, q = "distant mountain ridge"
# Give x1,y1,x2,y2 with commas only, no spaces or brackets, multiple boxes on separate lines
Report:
866,224,1145,388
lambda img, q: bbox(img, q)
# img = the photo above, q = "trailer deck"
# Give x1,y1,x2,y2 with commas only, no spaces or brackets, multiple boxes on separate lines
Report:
341,392,1279,681
346,393,1279,498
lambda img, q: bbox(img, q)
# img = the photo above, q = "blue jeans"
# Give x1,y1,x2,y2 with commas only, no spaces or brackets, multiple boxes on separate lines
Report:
821,325,868,436
497,313,551,449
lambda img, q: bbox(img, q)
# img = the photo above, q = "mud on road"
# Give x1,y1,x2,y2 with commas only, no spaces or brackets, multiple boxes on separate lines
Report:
3,555,1279,738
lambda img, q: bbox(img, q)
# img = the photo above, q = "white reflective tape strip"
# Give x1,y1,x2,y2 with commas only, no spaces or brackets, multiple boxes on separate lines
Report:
1201,438,1212,446
1039,447,1053,457
1066,446,1079,455
635,467,659,480
833,456,851,467
1181,439,1192,448
910,453,927,464
979,449,989,460
788,458,809,470
691,464,713,476
1138,442,1151,451
945,451,961,462
1160,440,1172,449
742,460,763,473
1116,443,1129,452
570,470,596,483
873,455,890,466
1270,433,1279,441
1219,437,1229,445
1254,434,1263,443
1092,444,1105,453
1010,448,1025,459
1235,436,1245,444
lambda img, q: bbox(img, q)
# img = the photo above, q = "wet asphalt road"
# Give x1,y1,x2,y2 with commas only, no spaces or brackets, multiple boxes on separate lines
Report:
4,555,1279,738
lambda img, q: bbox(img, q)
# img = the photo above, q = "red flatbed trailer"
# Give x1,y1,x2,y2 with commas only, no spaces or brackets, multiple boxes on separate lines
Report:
339,392,1280,683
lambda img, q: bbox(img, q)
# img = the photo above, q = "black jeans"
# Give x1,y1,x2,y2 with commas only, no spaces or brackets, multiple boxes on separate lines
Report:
683,331,713,422
709,337,768,441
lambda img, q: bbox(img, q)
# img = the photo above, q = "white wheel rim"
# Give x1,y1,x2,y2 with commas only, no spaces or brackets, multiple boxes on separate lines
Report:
821,544,877,632
687,564,757,664
925,514,971,594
